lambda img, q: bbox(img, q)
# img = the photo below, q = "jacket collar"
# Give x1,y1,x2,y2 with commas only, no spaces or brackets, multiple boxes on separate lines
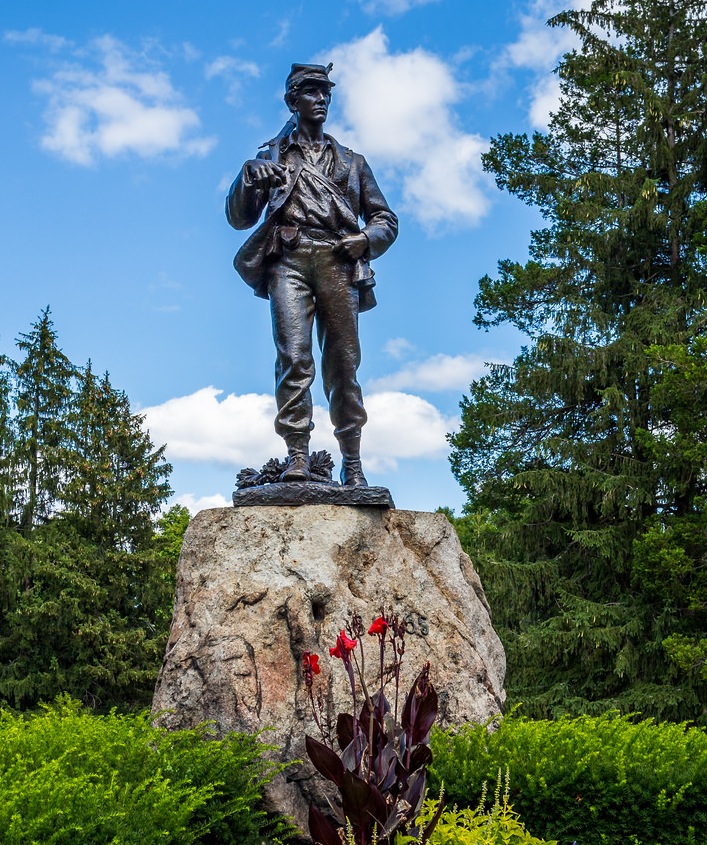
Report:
277,130,352,184
279,129,331,152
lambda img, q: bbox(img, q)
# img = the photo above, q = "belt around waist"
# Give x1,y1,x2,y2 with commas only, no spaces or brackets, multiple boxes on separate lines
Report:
298,227,339,242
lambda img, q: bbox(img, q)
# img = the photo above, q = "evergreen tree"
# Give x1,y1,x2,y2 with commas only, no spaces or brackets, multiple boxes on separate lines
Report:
450,0,707,721
0,354,15,528
14,308,76,532
634,336,707,689
0,521,175,711
62,362,172,551
0,314,179,710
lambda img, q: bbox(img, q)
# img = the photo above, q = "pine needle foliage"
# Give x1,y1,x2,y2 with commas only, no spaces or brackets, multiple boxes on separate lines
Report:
0,312,180,710
0,355,15,528
449,0,707,721
62,362,172,551
0,522,177,710
14,307,77,532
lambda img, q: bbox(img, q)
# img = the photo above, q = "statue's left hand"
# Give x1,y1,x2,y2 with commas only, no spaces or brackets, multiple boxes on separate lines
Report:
334,233,369,261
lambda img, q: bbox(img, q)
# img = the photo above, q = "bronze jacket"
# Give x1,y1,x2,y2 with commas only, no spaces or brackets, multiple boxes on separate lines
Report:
226,130,398,312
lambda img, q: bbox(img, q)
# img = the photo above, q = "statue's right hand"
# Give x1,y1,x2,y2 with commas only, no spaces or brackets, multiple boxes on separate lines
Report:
244,159,287,189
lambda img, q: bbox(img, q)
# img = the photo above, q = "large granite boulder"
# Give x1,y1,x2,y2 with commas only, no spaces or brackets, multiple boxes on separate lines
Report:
152,506,505,834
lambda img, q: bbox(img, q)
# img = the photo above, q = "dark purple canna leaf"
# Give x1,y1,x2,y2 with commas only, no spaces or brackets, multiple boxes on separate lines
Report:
360,691,390,730
376,741,399,787
336,712,354,752
379,752,398,792
324,794,346,826
374,724,389,757
401,688,416,739
341,770,389,831
381,809,406,838
305,734,345,788
402,666,437,746
411,684,438,745
340,769,374,831
370,689,391,719
402,769,427,818
341,731,366,774
366,781,390,827
398,727,408,761
359,701,388,759
394,756,409,791
408,743,433,773
308,803,342,845
381,794,416,838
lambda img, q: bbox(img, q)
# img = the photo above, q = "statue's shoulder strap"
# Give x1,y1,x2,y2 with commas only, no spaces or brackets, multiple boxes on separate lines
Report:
258,116,297,164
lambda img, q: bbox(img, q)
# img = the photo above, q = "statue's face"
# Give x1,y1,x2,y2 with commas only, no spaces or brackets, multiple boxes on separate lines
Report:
294,84,331,124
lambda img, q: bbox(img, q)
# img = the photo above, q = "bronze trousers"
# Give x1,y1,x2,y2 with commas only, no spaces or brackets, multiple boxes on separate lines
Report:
266,235,367,447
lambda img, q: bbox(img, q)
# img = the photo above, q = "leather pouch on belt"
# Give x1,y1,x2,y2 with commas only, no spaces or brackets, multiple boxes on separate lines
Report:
279,225,300,250
265,226,282,257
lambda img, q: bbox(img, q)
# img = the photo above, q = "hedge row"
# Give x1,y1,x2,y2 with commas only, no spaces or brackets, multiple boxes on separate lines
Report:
5,701,706,845
0,696,289,845
430,712,707,845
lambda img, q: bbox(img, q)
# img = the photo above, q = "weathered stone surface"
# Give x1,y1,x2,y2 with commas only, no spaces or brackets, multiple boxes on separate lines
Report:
152,506,505,834
232,481,395,508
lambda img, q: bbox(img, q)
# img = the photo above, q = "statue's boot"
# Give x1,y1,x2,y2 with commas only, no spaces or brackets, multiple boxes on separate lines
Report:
338,434,368,487
280,437,311,482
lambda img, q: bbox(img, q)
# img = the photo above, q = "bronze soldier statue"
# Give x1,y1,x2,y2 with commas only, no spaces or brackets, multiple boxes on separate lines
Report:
226,63,398,487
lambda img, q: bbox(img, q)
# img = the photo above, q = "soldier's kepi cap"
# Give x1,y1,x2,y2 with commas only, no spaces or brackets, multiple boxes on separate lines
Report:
285,62,335,95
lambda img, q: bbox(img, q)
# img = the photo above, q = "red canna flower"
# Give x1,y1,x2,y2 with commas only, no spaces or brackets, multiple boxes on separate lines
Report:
340,630,357,650
329,630,358,659
302,651,321,687
368,616,388,636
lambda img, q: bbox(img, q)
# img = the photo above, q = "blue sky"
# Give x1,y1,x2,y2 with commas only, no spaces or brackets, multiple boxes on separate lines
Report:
1,0,578,514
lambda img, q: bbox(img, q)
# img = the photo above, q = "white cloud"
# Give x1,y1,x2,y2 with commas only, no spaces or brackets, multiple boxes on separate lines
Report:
181,42,201,63
141,385,455,475
384,337,416,360
358,0,440,14
528,75,562,129
321,28,490,229
217,172,236,194
205,55,259,103
142,387,282,467
270,19,291,48
363,391,455,471
29,35,216,165
4,28,69,51
505,4,577,71
174,492,231,514
368,353,490,392
496,0,589,129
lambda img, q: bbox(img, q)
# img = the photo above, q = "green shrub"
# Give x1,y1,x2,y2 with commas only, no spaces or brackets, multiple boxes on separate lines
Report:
402,772,554,845
430,712,707,845
0,696,290,844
